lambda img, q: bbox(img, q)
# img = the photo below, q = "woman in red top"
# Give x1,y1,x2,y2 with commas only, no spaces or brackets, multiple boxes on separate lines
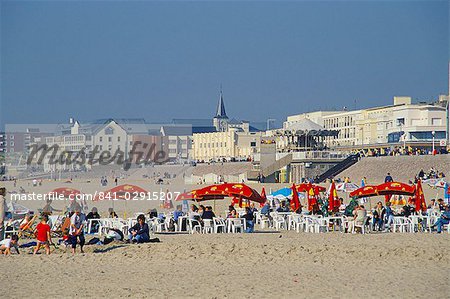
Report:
33,214,52,255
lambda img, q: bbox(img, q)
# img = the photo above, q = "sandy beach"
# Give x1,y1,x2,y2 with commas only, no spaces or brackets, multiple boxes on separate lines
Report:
1,232,449,298
1,167,450,298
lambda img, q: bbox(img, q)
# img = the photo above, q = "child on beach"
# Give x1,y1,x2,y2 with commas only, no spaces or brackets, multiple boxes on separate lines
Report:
0,235,20,255
33,215,52,255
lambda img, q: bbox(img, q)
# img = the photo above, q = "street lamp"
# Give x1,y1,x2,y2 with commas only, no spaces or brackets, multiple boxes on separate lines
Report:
432,131,435,154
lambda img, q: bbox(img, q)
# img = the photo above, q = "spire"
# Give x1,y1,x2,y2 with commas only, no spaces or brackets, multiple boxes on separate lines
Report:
215,85,228,119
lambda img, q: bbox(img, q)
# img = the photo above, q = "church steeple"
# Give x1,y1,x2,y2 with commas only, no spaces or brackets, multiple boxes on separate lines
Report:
213,86,229,132
215,86,228,119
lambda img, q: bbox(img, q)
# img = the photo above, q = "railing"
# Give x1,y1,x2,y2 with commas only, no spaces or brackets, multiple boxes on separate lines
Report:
291,151,348,160
314,153,360,183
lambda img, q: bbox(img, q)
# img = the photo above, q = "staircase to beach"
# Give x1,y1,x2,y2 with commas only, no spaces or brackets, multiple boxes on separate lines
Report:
314,153,360,183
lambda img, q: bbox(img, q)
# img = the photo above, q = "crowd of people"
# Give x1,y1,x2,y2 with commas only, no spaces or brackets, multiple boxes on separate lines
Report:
358,146,449,157
1,171,450,256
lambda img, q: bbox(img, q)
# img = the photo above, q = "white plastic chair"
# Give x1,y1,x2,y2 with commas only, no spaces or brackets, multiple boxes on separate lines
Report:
352,216,368,234
304,216,319,233
273,215,287,230
213,217,226,233
258,214,271,229
202,219,214,234
290,215,305,232
188,219,202,234
392,217,410,233
228,218,244,233
152,218,165,233
164,217,178,232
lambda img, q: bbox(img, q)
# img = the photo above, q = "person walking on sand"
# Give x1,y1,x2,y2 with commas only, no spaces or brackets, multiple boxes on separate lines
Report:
69,208,85,254
33,215,52,255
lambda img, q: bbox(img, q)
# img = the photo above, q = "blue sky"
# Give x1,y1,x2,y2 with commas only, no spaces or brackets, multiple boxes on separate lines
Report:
1,1,448,128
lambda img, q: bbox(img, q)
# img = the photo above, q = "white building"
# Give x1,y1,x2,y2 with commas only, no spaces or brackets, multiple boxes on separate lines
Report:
285,96,447,149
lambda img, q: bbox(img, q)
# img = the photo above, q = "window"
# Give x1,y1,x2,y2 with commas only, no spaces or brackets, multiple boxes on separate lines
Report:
431,118,442,126
250,141,256,147
108,137,112,142
10,135,14,140
99,137,103,142
117,136,121,142
396,118,405,126
105,127,114,135
10,141,14,146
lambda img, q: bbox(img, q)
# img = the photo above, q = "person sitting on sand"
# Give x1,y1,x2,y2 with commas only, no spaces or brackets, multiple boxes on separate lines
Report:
69,208,86,254
128,214,150,243
0,235,19,255
33,214,52,255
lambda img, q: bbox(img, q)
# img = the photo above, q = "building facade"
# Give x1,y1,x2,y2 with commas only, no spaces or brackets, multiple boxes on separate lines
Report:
192,129,262,162
286,96,447,150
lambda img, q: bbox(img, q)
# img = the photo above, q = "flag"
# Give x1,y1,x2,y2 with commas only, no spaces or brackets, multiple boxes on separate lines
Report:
328,181,338,212
415,180,426,212
260,187,267,208
290,183,300,211
307,184,316,211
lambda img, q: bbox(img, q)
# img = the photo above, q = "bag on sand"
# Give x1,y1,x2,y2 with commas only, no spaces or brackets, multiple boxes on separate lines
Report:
87,237,100,245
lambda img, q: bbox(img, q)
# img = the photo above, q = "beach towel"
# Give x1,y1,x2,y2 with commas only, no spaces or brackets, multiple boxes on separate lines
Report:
19,241,37,248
